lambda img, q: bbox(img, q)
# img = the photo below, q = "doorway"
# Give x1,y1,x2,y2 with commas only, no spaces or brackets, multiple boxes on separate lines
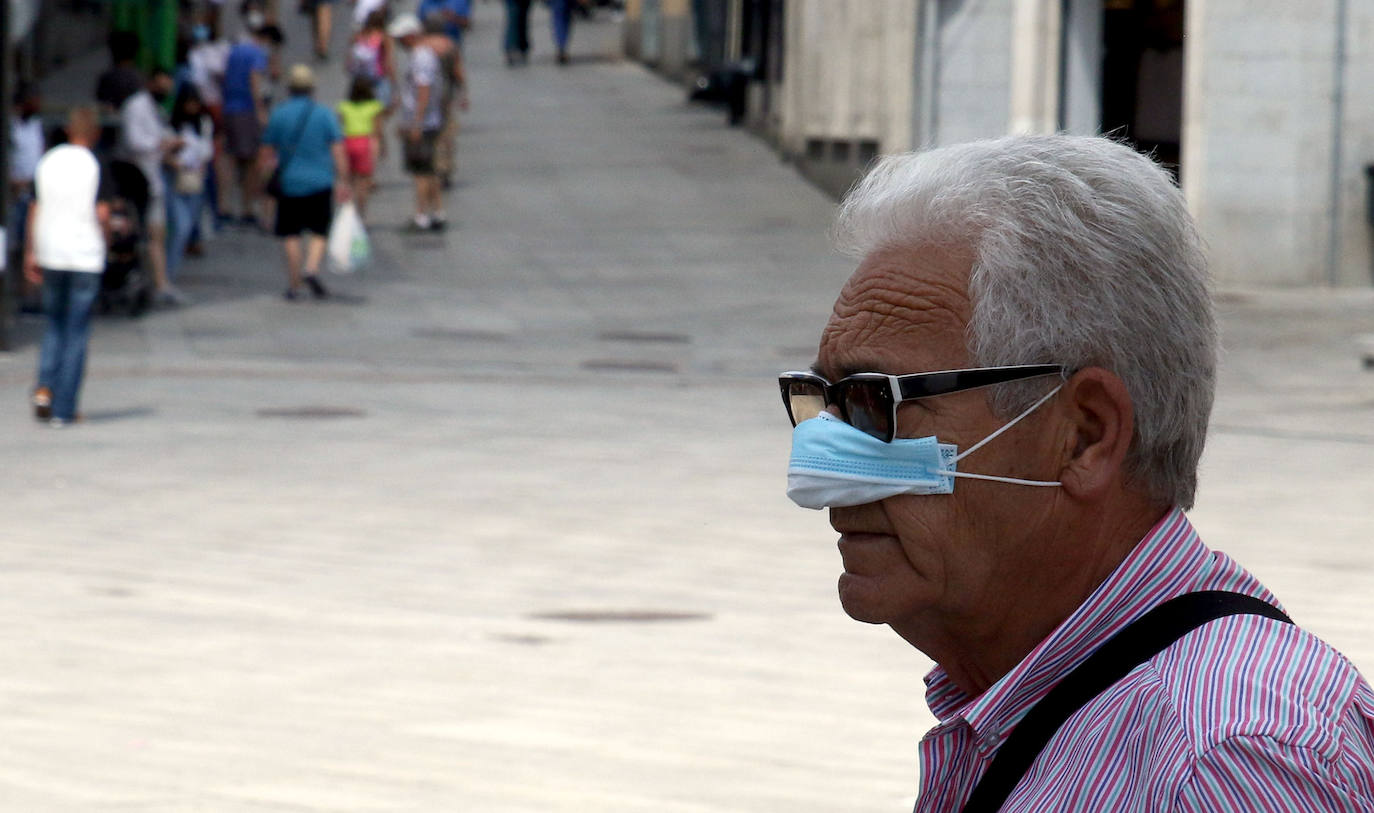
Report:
1100,0,1185,172
1062,0,1185,175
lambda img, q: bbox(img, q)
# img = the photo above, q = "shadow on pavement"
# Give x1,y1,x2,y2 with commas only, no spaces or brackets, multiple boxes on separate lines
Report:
83,406,157,423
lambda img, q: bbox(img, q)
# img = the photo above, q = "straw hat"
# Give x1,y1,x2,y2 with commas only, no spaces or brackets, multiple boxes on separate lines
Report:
287,63,315,91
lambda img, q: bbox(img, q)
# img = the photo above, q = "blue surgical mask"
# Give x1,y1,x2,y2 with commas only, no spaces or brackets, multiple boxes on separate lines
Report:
786,385,1063,509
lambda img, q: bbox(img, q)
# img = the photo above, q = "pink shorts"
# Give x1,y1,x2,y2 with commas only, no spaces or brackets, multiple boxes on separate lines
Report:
344,135,375,178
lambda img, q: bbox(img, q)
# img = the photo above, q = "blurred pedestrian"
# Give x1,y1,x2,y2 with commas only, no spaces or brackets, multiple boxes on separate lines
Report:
205,0,227,33
9,83,44,308
503,0,531,66
549,0,586,65
165,86,215,291
421,17,467,190
239,2,287,84
259,64,349,300
96,30,144,112
188,19,231,235
337,75,384,219
299,0,338,61
240,0,276,27
418,0,470,46
388,13,446,231
347,9,396,110
352,0,389,29
26,107,113,427
188,21,230,123
9,84,44,207
222,23,275,227
118,68,185,306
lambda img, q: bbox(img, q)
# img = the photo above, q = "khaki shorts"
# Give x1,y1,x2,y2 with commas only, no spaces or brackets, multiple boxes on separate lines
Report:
135,160,166,228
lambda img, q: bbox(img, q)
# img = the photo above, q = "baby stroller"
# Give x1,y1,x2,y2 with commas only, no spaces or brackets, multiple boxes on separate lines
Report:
100,160,153,317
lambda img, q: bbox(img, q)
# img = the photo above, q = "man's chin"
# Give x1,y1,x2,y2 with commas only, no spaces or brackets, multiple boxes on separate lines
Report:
837,572,889,624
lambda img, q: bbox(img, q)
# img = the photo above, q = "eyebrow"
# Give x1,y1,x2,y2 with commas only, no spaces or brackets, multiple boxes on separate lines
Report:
809,360,889,380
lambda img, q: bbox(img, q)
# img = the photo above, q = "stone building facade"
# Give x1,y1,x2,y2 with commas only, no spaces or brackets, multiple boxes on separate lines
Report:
624,0,1374,288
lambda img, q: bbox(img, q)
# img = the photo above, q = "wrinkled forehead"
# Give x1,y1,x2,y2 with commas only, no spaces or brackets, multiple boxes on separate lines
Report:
817,243,975,377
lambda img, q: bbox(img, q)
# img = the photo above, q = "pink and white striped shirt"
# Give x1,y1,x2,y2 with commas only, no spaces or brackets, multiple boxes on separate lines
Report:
915,508,1374,811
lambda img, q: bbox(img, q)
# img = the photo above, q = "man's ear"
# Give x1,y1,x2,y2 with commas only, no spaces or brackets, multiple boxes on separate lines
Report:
1057,367,1134,500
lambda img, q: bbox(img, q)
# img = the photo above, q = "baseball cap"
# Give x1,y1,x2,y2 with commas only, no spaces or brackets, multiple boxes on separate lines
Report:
387,13,422,39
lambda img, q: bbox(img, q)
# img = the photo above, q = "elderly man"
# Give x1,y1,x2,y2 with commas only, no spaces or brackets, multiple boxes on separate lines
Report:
781,134,1374,811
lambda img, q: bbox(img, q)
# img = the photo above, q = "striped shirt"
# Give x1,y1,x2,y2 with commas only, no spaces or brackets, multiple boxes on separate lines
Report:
915,508,1374,811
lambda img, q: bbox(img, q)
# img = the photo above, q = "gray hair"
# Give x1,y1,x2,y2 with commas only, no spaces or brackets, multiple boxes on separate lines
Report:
833,134,1215,509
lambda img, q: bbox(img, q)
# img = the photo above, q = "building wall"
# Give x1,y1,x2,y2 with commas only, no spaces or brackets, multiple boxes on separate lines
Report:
1184,0,1372,286
772,0,1015,192
1341,0,1374,287
623,0,694,77
930,0,1016,145
779,0,918,193
621,0,1374,288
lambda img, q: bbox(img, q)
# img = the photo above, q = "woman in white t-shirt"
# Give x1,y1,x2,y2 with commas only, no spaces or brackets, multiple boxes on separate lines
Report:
165,86,215,294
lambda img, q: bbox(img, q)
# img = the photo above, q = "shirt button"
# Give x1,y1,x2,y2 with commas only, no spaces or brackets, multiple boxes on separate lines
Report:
980,728,1002,750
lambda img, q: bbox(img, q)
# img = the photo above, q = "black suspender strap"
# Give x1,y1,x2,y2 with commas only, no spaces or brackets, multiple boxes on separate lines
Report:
960,590,1292,813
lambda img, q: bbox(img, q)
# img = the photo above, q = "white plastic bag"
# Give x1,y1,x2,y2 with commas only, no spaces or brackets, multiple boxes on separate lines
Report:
328,202,370,274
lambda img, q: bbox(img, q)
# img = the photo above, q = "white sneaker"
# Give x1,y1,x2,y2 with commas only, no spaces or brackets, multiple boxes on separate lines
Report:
407,214,433,232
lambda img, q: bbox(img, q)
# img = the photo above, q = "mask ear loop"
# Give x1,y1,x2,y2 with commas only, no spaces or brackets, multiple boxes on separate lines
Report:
935,384,1065,487
951,384,1063,463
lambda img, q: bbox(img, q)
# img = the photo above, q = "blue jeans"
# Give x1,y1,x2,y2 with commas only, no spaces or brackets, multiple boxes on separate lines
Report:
166,183,205,282
195,159,221,237
36,270,102,421
550,0,572,50
504,0,531,54
8,190,32,261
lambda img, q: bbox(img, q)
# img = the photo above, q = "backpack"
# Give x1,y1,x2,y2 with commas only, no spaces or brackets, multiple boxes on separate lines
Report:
348,34,383,80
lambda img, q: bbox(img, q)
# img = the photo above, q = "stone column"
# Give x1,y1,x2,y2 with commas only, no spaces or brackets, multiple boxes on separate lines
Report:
1008,0,1062,135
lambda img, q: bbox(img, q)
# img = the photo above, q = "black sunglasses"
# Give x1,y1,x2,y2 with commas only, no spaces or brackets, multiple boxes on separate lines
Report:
778,364,1066,442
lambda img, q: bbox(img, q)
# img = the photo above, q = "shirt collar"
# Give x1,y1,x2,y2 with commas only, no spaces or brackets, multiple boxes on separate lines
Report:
922,508,1231,756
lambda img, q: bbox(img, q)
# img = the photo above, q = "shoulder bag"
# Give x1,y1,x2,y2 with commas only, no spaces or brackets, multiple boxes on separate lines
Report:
265,104,316,199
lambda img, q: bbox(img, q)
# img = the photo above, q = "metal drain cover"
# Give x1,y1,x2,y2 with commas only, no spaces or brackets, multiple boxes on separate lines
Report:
492,633,555,646
412,327,511,341
184,327,245,339
256,406,367,419
530,610,710,623
598,330,691,345
580,359,679,373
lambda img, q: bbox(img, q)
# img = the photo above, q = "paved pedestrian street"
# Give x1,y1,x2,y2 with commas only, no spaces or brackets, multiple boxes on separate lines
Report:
2,6,1373,812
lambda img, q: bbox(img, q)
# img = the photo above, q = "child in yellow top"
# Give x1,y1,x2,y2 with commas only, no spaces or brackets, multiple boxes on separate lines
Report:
337,76,386,219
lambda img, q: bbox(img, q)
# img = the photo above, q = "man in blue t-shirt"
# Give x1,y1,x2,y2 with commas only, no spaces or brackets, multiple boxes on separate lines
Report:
418,0,471,46
259,64,349,301
221,24,281,227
